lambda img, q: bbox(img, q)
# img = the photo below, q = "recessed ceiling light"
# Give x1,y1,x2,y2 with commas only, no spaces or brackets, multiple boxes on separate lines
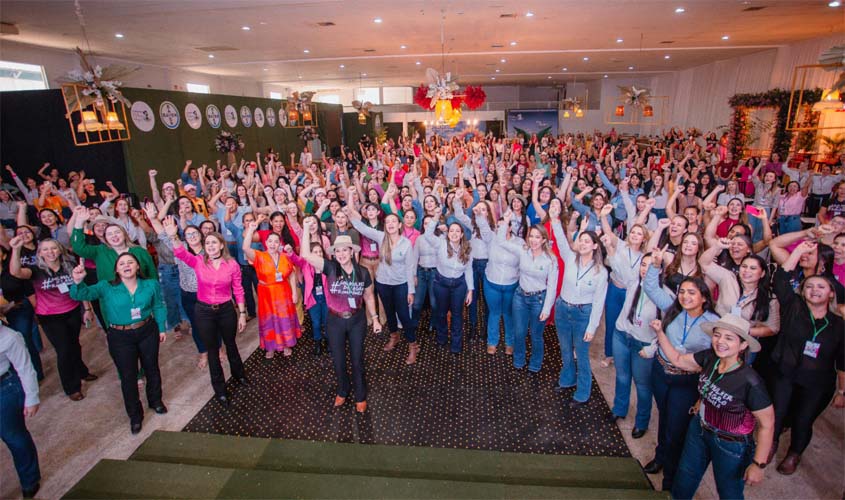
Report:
583,57,590,61
525,11,534,17
616,38,623,43
339,64,345,68
675,7,685,13
241,26,251,31
114,33,124,38
400,45,407,49
664,54,671,59
500,58,507,63
491,77,496,80
604,74,608,78
721,35,730,40
510,41,518,46
562,67,568,71
830,1,841,6
263,68,268,71
298,75,302,79
208,54,215,59
415,61,421,65
362,73,367,76
373,17,383,23
547,76,552,79
303,49,310,53
628,66,634,70
495,69,501,73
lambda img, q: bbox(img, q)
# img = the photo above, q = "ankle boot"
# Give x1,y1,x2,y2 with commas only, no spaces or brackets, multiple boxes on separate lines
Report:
406,342,420,365
777,452,801,475
383,332,400,352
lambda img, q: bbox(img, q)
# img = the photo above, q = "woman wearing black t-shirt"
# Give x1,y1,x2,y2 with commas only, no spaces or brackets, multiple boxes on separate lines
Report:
769,241,845,475
654,314,775,499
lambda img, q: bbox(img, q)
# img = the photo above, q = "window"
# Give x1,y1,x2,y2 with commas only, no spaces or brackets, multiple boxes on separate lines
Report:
314,94,340,104
382,86,412,105
269,91,283,100
0,60,48,91
186,83,210,94
353,87,380,105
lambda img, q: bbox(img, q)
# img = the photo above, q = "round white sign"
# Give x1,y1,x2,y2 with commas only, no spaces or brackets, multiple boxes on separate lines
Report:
240,106,253,127
185,103,202,130
130,101,155,132
159,101,180,129
254,107,265,128
224,105,238,128
266,107,276,127
279,108,287,127
206,104,221,129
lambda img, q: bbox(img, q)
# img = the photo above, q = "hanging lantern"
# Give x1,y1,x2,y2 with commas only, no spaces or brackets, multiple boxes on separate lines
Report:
105,111,125,130
575,108,584,118
615,105,625,117
358,111,367,124
76,110,103,132
813,89,844,112
563,110,571,119
302,107,313,122
447,107,462,127
288,108,299,123
642,105,654,117
435,99,453,122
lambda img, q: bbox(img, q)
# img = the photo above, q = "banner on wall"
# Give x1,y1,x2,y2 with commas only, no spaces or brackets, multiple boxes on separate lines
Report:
505,109,558,139
426,121,487,141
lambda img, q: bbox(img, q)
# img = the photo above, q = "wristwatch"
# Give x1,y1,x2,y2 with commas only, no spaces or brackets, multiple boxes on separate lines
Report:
752,460,768,469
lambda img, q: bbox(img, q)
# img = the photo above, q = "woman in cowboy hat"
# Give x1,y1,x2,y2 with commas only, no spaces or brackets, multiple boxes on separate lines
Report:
300,220,381,412
652,313,775,499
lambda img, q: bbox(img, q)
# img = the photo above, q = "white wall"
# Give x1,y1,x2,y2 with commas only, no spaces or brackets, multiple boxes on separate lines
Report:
0,40,263,97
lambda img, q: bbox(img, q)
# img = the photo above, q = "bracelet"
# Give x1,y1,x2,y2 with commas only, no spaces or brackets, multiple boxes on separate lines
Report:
239,311,247,316
84,308,92,312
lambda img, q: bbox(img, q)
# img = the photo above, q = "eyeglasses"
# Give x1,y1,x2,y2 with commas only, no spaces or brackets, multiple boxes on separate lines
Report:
185,232,200,238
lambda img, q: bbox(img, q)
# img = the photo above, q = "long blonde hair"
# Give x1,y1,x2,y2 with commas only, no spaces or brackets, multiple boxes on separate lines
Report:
380,214,401,266
36,239,77,275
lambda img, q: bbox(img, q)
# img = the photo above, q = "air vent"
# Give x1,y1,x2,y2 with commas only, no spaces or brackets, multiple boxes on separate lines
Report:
660,40,675,44
195,46,238,52
491,44,504,48
363,48,376,52
742,5,767,11
499,13,517,18
316,21,335,27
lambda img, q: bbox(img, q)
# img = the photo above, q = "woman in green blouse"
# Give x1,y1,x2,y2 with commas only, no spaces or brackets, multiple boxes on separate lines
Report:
69,253,168,435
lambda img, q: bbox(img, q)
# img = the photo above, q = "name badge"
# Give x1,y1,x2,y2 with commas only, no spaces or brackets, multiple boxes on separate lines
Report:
315,285,323,296
57,283,69,294
347,296,357,308
275,271,284,282
803,340,821,359
131,307,142,320
634,319,643,328
370,243,377,252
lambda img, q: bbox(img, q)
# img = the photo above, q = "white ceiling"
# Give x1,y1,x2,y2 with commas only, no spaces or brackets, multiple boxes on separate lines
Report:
0,0,842,90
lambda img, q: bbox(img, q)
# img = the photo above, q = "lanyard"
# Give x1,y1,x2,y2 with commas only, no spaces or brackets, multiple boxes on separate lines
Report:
635,283,646,320
628,248,642,270
701,360,741,400
807,304,829,342
576,262,595,284
270,252,282,272
682,312,703,346
341,265,356,284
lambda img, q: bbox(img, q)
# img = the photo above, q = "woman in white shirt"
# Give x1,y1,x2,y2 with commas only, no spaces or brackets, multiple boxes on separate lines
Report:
497,212,558,372
347,207,419,364
481,212,520,355
549,204,609,405
422,218,473,354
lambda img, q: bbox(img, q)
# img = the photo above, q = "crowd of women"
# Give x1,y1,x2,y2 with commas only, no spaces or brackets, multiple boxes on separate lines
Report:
1,127,844,499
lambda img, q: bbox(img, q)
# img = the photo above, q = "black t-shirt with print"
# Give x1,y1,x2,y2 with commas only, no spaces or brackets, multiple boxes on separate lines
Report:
321,259,372,314
694,349,771,436
822,195,845,219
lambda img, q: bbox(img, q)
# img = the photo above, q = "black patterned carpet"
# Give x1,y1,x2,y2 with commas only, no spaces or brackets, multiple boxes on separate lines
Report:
183,309,632,458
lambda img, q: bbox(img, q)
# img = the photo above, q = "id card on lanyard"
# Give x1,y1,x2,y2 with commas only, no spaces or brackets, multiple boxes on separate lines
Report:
804,305,828,359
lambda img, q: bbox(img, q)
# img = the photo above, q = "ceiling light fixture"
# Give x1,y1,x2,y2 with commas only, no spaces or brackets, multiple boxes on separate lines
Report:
298,75,302,79
491,77,496,80
616,38,623,43
362,73,367,76
721,35,730,40
628,66,634,70
664,54,671,59
303,49,310,53
339,64,345,68
604,74,608,78
208,54,215,59
562,67,568,71
830,1,841,6
500,58,506,63
114,33,124,38
263,68,268,71
525,11,534,17
547,76,552,79
583,57,589,61
241,26,251,31
400,45,407,49
675,7,685,13
416,61,421,65
495,69,501,73
373,17,383,23
510,41,517,46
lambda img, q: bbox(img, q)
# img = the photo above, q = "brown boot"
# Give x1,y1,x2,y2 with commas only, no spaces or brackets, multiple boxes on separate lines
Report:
406,342,420,365
776,452,801,475
383,333,400,352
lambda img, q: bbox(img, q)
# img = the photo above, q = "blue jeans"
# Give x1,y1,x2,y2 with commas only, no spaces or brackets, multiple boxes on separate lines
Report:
778,215,802,235
6,301,43,381
604,282,626,358
484,277,517,348
651,358,699,491
375,281,416,342
672,415,754,500
0,371,40,492
554,299,593,402
158,263,182,330
468,259,488,331
308,293,328,341
611,330,654,430
412,267,436,329
433,272,467,353
512,288,548,372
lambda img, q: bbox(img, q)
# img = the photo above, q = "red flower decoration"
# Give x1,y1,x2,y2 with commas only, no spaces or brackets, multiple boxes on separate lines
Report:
451,96,463,110
463,85,487,110
413,85,432,109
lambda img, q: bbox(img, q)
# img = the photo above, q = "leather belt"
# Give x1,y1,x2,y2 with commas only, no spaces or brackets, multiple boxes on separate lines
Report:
110,316,151,331
701,420,750,443
329,309,359,319
198,300,233,311
517,287,545,297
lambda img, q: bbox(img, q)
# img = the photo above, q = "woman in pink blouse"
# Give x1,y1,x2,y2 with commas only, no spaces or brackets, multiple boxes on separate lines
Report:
163,216,247,408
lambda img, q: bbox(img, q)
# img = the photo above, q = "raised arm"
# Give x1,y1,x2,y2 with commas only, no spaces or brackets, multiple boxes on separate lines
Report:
299,218,326,270
241,220,260,262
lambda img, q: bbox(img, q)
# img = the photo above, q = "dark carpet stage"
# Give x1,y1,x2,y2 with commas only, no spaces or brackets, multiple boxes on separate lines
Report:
183,310,632,459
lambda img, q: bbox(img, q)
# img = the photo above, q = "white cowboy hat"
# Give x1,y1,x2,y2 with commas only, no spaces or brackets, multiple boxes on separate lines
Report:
700,314,760,353
329,234,361,254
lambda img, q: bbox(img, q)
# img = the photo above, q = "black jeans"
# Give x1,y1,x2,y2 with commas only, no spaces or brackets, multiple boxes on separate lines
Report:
37,306,89,395
326,310,367,402
194,301,244,396
375,281,416,342
106,319,163,424
241,264,258,317
769,372,834,455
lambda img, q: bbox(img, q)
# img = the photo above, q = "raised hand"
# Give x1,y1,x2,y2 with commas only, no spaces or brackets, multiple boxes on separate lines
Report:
71,262,87,284
8,235,24,249
547,203,561,220
600,204,614,218
162,216,179,237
